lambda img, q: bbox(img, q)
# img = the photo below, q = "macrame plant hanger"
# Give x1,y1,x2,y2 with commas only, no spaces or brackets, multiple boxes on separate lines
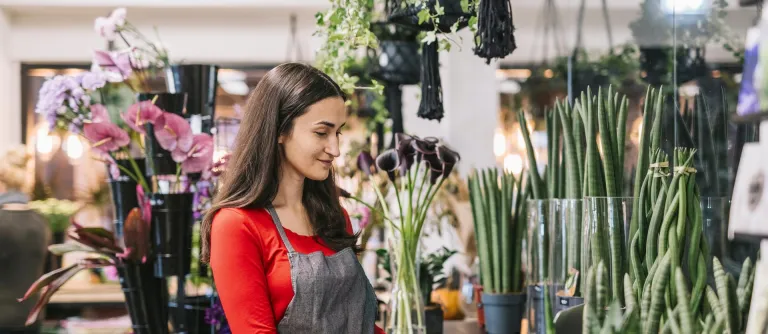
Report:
387,0,473,122
473,0,518,63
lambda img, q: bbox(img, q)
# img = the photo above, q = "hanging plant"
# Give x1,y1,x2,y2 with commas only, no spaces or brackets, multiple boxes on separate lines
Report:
314,0,383,95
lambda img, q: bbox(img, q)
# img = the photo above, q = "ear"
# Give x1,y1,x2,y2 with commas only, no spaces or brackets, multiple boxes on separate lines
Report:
278,135,284,144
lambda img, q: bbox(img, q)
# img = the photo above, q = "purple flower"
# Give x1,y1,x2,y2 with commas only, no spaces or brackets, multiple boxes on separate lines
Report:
79,71,107,90
92,49,134,82
94,17,118,41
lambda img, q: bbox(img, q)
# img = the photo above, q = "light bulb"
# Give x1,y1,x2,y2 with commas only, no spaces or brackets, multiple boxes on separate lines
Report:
493,130,507,157
64,134,84,160
504,154,523,175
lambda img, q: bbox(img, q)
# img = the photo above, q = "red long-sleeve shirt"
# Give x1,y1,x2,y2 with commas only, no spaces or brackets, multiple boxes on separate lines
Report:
210,207,385,334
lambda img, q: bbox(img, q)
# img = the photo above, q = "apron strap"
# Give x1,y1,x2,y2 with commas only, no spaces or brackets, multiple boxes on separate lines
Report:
265,204,296,253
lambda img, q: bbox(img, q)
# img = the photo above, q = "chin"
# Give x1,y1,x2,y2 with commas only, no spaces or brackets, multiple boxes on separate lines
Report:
305,169,331,181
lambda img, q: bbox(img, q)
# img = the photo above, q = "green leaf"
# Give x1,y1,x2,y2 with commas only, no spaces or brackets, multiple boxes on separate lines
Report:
450,21,459,34
469,16,478,29
48,242,96,255
460,0,470,12
421,31,437,44
418,9,431,25
440,39,452,52
434,3,445,16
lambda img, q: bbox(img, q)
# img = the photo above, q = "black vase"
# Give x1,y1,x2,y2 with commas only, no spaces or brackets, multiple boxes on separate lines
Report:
150,193,194,277
108,158,147,237
482,292,526,334
118,260,169,334
139,93,187,177
425,306,444,334
165,64,220,135
168,295,215,334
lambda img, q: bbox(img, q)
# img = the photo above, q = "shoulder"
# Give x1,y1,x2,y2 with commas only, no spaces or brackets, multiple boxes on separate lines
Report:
211,207,276,243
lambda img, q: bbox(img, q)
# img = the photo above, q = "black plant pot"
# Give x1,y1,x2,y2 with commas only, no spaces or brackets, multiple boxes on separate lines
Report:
150,193,194,277
388,0,473,32
165,64,220,135
482,293,525,334
369,22,421,85
108,158,147,237
425,305,444,334
168,295,215,334
118,260,169,334
139,93,188,177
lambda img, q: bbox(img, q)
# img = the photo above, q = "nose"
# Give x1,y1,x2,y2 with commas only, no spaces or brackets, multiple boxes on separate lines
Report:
326,135,341,158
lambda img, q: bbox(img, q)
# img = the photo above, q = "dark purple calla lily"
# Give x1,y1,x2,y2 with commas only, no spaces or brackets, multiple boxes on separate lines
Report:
423,136,439,144
357,151,376,176
437,145,460,178
120,208,150,263
376,149,401,182
395,133,414,148
411,137,437,165
396,136,417,173
429,163,444,184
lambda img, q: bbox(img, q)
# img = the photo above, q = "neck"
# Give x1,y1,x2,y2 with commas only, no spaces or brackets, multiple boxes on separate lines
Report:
273,164,304,209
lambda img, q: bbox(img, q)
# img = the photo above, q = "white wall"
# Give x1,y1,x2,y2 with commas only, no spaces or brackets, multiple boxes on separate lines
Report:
0,8,21,156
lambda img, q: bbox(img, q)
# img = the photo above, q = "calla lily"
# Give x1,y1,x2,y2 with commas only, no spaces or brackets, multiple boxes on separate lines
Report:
92,49,134,82
172,134,214,173
395,133,414,148
376,149,401,182
437,145,461,178
423,136,439,144
411,137,437,165
357,151,376,176
153,112,193,152
122,101,163,134
429,163,444,185
83,122,130,154
89,104,110,123
396,136,417,173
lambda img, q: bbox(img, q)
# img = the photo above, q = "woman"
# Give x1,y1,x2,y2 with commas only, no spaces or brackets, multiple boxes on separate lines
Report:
0,146,49,333
201,63,385,334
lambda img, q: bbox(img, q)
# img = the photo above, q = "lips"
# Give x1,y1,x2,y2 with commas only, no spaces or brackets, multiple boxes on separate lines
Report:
319,159,333,167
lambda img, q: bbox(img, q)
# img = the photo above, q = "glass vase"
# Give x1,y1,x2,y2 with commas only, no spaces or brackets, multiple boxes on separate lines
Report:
581,197,633,307
526,199,553,334
386,226,425,334
548,199,584,315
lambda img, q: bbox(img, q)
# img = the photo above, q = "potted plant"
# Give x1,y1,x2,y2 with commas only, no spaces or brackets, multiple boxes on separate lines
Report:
377,247,457,334
18,210,169,334
468,168,528,334
347,134,460,333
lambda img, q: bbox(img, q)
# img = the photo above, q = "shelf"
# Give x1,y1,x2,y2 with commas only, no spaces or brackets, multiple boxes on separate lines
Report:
741,0,764,7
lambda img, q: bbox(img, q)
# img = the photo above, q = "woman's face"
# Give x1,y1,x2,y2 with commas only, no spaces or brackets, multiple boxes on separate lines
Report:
279,97,347,181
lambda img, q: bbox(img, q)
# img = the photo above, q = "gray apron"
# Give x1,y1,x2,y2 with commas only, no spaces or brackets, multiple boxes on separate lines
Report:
266,205,378,334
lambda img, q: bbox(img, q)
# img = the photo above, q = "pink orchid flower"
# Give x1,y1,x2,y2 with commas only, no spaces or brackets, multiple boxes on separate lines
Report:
92,49,134,82
89,104,110,123
172,134,214,173
122,101,163,134
154,112,193,152
83,122,130,154
94,17,117,41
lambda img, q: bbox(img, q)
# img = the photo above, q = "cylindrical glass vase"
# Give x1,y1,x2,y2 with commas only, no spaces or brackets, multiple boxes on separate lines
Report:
385,225,425,334
548,199,584,315
526,200,552,334
581,197,634,307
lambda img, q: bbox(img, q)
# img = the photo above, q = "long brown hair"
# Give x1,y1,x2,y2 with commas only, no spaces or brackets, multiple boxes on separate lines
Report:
200,63,358,263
